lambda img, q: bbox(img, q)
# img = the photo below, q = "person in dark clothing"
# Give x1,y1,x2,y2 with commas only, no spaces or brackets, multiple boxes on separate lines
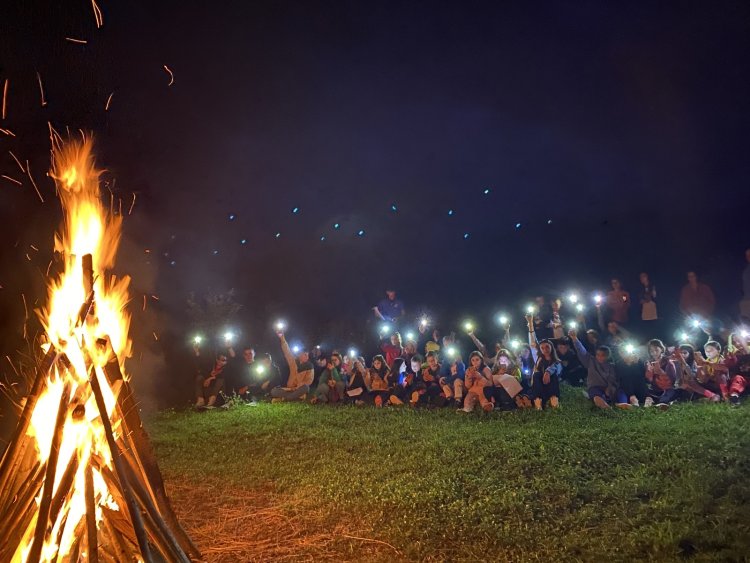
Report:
194,353,229,408
617,345,647,407
244,353,282,400
555,338,586,386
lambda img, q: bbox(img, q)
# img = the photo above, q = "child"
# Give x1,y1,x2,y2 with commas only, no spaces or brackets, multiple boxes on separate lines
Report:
644,339,678,409
694,341,730,401
485,351,523,410
311,357,344,404
570,330,629,410
459,351,494,412
528,339,562,410
366,355,391,407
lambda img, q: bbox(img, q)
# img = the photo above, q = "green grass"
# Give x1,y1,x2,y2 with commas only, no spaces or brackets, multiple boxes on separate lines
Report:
147,387,750,561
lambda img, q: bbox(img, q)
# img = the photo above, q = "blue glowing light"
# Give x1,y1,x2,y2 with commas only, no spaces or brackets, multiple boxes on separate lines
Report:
515,223,522,229
463,233,470,239
334,223,340,229
320,236,326,241
212,249,219,255
357,230,365,236
483,188,490,195
228,214,236,221
292,207,299,214
448,209,454,216
240,239,247,245
275,232,281,238
547,219,552,224
169,260,176,266
391,204,397,212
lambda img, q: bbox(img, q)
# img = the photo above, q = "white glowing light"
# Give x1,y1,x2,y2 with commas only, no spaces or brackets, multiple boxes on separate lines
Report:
594,294,602,305
568,321,578,330
193,335,203,345
498,315,509,325
568,293,579,304
575,303,584,313
406,331,415,341
680,332,690,341
275,320,286,332
624,343,635,355
379,323,392,335
348,348,358,358
463,321,474,332
291,345,301,354
447,347,457,357
510,339,521,350
691,318,702,328
526,305,535,315
420,317,428,328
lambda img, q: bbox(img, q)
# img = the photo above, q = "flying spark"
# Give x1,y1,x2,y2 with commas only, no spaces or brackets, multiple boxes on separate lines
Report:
36,72,47,107
128,192,136,214
65,37,88,44
0,128,15,136
105,92,114,111
91,0,104,27
163,65,175,86
1,79,7,120
8,151,25,173
1,175,22,186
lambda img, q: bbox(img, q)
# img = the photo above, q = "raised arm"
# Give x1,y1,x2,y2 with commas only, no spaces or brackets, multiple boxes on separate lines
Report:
468,332,487,357
526,315,539,363
569,330,591,366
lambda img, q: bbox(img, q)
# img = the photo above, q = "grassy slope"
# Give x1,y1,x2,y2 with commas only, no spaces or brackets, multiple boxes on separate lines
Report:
148,387,750,562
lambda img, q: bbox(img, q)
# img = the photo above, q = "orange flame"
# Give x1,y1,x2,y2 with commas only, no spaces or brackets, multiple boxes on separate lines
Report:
16,137,132,561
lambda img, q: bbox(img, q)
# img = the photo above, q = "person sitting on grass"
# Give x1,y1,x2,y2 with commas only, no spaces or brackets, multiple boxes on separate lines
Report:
459,351,494,413
644,339,678,409
555,337,586,387
439,350,466,408
672,344,720,402
381,332,404,368
270,332,314,402
617,344,647,407
694,341,730,401
345,359,369,405
569,329,630,410
194,353,229,409
526,339,562,410
366,355,392,407
485,351,523,411
389,355,421,406
243,352,282,401
523,315,562,410
413,351,444,407
310,357,344,404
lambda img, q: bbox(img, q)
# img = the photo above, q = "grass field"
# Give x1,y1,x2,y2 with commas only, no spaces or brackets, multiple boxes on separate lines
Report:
147,387,750,562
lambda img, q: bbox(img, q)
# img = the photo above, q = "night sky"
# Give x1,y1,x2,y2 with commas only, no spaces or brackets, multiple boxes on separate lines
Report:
1,1,750,374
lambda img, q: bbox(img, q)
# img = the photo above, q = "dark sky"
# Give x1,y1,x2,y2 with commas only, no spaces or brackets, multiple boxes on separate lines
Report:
1,0,750,353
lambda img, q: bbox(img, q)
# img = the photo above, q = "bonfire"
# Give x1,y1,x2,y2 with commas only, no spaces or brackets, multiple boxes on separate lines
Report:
0,135,200,562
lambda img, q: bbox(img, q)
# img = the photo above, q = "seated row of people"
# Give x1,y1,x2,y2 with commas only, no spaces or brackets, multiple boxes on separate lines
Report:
193,321,750,412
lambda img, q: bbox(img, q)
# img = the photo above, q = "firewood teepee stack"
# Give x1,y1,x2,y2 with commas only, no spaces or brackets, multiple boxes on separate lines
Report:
0,135,201,562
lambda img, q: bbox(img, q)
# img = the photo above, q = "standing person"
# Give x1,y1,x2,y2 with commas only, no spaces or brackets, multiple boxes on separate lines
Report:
679,271,716,319
372,288,405,324
606,278,631,326
570,330,628,410
638,272,659,336
270,332,314,402
194,353,229,409
741,249,750,321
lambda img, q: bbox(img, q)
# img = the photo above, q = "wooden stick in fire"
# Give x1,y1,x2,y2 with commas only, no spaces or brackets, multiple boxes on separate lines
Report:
0,347,57,503
99,337,202,560
85,463,100,563
87,362,154,562
27,380,71,562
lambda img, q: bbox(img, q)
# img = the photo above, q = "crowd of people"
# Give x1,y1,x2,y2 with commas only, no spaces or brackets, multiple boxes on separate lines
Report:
192,258,750,413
